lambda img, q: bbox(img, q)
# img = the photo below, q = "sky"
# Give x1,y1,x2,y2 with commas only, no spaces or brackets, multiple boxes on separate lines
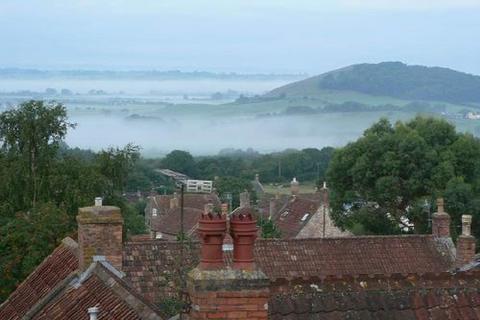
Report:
0,0,479,74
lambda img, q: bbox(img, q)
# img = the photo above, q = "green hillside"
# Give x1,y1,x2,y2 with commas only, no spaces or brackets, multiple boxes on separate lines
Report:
267,62,480,104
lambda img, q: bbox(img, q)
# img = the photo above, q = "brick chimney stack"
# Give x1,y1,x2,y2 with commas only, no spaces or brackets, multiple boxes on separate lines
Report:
321,181,329,208
77,200,123,271
239,191,250,208
188,208,269,320
291,177,300,195
432,198,451,238
169,192,179,209
456,215,476,268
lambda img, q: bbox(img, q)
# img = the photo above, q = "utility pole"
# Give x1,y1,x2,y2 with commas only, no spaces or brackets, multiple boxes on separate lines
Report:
322,182,328,238
179,182,185,320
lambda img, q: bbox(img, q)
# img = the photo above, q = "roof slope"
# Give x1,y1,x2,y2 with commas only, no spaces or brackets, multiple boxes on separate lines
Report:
274,197,320,238
151,207,204,238
269,271,480,319
256,236,454,278
122,235,455,305
30,262,163,320
123,241,199,306
32,275,142,319
0,238,78,320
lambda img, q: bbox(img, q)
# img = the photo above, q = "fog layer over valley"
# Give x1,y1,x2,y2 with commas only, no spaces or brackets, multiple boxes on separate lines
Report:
66,112,403,156
2,67,479,156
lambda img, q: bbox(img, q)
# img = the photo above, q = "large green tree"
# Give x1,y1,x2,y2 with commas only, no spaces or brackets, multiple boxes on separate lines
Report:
327,116,480,236
0,100,75,210
161,150,197,177
0,101,145,303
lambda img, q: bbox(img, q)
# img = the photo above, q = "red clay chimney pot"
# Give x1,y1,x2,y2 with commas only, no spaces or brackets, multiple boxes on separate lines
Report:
230,208,258,270
197,212,227,269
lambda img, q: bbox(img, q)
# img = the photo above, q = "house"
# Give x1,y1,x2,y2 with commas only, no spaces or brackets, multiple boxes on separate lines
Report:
145,192,221,239
1,197,478,319
257,179,350,239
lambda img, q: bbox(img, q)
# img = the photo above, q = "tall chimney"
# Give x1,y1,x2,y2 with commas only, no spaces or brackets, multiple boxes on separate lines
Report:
291,177,300,195
321,181,329,208
239,191,250,208
456,215,476,268
432,198,450,238
188,208,269,320
269,199,276,220
77,201,123,271
170,192,179,209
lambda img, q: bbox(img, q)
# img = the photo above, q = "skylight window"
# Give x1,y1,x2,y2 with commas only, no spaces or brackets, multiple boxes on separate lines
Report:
152,208,157,217
301,213,310,221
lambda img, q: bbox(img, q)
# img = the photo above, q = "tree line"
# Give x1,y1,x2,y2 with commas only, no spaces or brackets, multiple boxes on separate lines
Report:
0,101,145,302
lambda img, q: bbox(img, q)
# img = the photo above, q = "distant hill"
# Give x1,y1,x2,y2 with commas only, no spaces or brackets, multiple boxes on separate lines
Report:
267,62,480,104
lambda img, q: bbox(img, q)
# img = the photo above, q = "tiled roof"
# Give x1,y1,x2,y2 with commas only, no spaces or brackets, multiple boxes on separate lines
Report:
1,232,457,319
274,197,321,238
123,240,199,306
256,236,454,278
0,239,79,320
256,194,289,220
147,193,221,236
151,207,204,237
269,271,480,319
121,234,454,306
30,261,164,320
32,275,141,319
149,193,220,213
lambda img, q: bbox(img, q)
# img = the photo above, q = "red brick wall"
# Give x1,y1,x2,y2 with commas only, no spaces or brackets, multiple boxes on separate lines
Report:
456,235,476,268
432,213,450,238
189,289,269,320
77,206,124,271
78,222,123,271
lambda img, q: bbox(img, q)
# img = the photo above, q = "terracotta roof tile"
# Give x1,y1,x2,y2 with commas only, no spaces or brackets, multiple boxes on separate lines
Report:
121,234,454,307
269,272,480,319
150,193,220,213
0,241,78,320
151,207,203,237
31,275,142,320
271,196,321,238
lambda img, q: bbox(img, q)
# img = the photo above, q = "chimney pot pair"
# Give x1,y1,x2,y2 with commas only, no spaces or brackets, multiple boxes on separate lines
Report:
197,208,257,270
